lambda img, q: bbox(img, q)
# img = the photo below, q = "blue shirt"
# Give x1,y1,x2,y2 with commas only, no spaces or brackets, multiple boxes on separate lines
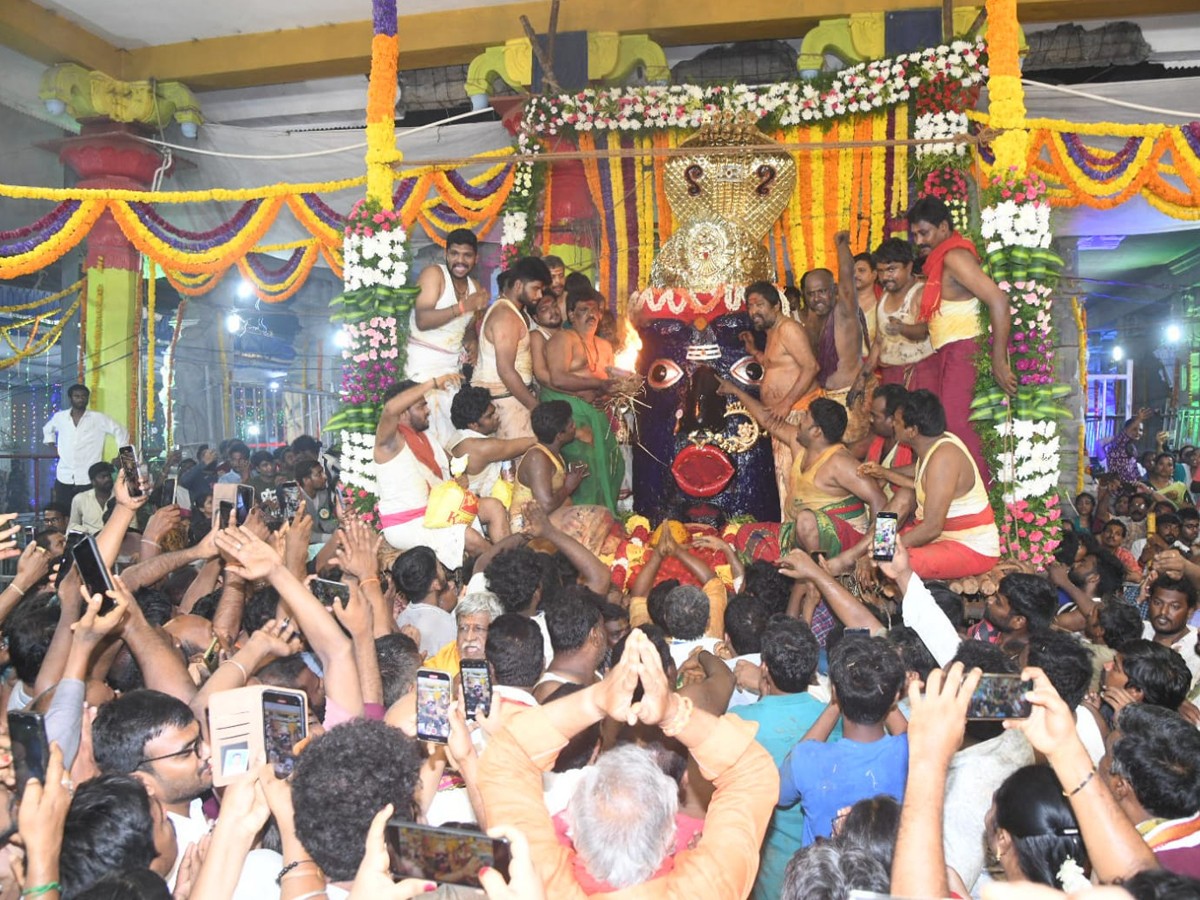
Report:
779,732,909,846
731,692,840,900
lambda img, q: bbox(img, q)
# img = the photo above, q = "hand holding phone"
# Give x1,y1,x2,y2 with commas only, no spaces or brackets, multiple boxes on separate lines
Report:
311,578,350,609
872,512,898,562
966,674,1033,721
118,446,143,498
416,669,452,743
8,711,49,798
460,660,492,721
72,534,116,616
385,819,510,888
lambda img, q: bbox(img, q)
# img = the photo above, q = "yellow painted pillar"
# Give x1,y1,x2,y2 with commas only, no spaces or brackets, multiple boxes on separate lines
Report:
83,264,138,449
366,2,401,207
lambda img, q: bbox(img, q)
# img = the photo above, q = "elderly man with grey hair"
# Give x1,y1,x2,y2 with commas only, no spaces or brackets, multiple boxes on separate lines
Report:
423,590,504,676
479,628,778,896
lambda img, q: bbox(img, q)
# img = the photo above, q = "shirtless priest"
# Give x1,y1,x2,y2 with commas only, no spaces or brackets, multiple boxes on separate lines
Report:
719,379,885,556
742,280,819,518
404,228,490,447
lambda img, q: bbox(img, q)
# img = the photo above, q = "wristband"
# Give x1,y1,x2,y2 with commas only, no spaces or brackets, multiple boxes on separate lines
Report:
21,884,61,897
1062,766,1096,798
223,658,248,683
277,859,318,885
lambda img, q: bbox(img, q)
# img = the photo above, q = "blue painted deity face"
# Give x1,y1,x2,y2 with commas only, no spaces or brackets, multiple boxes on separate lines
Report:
632,311,779,521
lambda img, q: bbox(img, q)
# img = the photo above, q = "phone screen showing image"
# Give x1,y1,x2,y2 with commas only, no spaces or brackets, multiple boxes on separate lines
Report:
280,482,301,520
460,661,492,721
235,485,254,527
872,513,898,562
416,669,452,743
218,501,233,531
966,674,1033,721
384,820,510,888
311,578,350,609
262,689,307,779
118,445,142,497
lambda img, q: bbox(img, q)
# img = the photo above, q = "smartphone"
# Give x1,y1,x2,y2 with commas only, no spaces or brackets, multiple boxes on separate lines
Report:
460,659,492,721
416,669,452,743
262,688,308,779
217,501,233,531
234,484,254,527
161,477,177,507
279,481,301,520
22,525,36,548
844,627,871,637
259,489,282,524
212,483,237,532
384,819,510,888
872,512,898,562
311,578,350,609
72,534,116,615
175,484,192,517
118,445,143,497
54,530,87,589
8,711,49,798
966,674,1033,721
201,635,221,673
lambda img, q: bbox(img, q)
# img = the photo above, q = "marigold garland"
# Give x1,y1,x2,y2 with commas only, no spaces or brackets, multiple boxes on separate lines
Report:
0,290,84,370
146,264,157,423
88,268,104,396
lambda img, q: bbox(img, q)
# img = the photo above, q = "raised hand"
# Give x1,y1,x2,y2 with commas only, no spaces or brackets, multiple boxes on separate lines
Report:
333,516,384,582
11,541,52,592
214,526,283,582
0,513,20,562
905,662,980,768
565,462,589,492
248,618,304,659
73,582,132,645
1004,666,1079,763
777,549,822,581
113,469,150,511
347,805,437,900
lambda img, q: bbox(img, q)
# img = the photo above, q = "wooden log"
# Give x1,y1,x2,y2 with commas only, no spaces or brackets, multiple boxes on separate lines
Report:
961,576,980,596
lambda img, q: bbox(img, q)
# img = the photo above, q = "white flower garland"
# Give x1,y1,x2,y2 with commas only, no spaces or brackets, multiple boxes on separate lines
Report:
343,227,410,291
523,40,985,134
996,418,1062,504
914,111,969,158
338,430,379,494
981,199,1052,253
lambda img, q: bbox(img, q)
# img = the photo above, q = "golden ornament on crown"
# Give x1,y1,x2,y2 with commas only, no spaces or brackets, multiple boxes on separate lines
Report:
650,113,797,292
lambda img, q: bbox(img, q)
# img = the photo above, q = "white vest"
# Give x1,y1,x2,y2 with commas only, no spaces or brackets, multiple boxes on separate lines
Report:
404,264,479,380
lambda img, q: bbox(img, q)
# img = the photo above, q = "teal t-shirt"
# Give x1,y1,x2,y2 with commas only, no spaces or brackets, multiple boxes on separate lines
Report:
731,691,839,900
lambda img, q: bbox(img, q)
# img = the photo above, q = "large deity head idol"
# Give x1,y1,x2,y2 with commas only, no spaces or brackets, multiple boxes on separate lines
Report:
629,115,795,522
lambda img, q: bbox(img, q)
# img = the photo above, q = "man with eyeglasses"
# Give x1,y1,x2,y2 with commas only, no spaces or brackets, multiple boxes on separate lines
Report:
92,692,212,857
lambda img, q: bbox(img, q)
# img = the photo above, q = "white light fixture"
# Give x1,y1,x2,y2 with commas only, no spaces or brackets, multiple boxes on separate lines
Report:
246,424,261,437
268,381,280,391
1166,323,1183,343
1112,345,1125,362
180,121,199,139
333,329,352,349
236,280,254,300
225,312,244,334
44,98,66,116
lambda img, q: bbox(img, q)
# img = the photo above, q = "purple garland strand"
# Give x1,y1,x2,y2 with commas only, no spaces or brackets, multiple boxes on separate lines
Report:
245,248,306,282
1180,123,1200,159
372,0,397,37
128,200,261,249
392,178,418,210
1062,134,1141,182
0,201,84,258
621,139,639,293
298,193,346,230
443,165,514,202
0,201,78,243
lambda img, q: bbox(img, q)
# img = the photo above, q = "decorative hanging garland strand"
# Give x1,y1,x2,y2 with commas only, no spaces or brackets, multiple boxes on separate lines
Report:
146,264,157,424
164,297,188,447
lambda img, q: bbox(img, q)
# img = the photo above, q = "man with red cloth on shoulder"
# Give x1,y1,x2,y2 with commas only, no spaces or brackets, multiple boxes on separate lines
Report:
909,197,1017,484
373,375,510,569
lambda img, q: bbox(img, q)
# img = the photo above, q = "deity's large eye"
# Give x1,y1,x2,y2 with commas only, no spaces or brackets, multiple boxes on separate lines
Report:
730,355,765,385
647,358,684,390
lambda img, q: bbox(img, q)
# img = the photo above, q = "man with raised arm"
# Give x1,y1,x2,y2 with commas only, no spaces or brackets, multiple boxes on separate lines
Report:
374,375,507,568
720,380,885,556
908,196,1017,481
472,255,552,440
741,279,820,517
404,228,490,447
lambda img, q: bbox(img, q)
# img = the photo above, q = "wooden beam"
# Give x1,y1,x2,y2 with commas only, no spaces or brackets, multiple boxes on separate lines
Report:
4,0,1197,91
0,0,125,77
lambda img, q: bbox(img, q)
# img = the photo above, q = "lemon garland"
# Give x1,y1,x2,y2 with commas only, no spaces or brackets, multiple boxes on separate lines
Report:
0,290,84,370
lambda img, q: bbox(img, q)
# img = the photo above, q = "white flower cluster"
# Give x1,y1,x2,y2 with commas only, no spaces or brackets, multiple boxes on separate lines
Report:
995,419,1061,503
501,211,528,246
338,431,379,494
980,200,1051,253
522,39,985,134
342,229,409,291
914,111,969,158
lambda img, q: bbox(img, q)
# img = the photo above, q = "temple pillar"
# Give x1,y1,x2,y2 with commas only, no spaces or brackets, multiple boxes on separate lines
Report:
57,122,171,444
544,135,600,284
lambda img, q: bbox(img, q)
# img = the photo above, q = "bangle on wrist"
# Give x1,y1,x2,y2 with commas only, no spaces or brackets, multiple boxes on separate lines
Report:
223,658,249,683
358,577,380,588
277,859,319,885
21,884,61,897
141,539,159,548
1062,766,1097,798
661,695,694,737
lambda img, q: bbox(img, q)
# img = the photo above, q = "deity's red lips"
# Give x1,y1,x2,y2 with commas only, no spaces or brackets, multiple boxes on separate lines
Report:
672,443,734,498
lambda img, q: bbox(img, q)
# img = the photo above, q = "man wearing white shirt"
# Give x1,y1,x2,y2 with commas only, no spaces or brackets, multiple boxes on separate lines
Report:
43,384,128,508
1141,575,1200,687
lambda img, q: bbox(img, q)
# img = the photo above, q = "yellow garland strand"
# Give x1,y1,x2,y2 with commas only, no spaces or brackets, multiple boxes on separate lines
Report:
146,263,157,423
88,262,104,396
608,136,630,305
0,292,85,371
812,134,826,270
216,325,230,435
870,113,887,248
0,277,86,314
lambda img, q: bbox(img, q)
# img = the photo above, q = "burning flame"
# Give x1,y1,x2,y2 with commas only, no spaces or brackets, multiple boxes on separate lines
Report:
613,328,643,373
